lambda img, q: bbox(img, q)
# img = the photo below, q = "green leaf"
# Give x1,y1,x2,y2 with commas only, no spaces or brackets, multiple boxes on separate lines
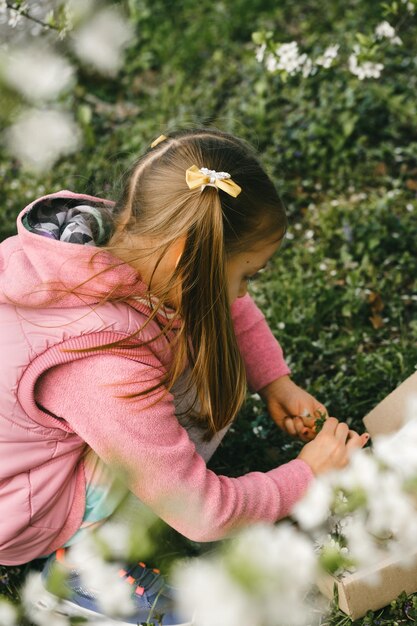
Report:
252,31,265,46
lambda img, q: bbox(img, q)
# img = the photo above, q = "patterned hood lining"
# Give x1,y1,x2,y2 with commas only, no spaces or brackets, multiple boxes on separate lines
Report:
22,197,115,247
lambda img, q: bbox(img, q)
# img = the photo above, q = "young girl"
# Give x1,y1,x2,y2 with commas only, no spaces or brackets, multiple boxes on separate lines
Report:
0,128,368,625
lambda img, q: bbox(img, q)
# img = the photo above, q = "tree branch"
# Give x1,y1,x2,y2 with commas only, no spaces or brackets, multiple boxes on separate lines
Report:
5,2,61,31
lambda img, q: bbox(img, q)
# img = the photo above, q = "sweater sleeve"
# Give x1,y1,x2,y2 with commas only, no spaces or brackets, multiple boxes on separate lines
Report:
35,354,313,542
231,294,291,391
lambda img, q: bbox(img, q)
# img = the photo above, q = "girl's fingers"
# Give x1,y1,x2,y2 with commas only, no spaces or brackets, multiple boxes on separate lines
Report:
318,416,339,435
346,432,370,451
293,417,316,441
284,417,297,437
293,416,306,436
314,405,328,418
300,414,316,428
335,422,350,442
300,427,316,442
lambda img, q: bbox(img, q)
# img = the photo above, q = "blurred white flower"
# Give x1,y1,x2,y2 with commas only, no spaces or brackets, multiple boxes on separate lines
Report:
0,600,18,626
375,21,402,45
69,536,135,618
175,523,316,626
265,52,279,72
331,449,380,496
348,53,384,79
342,514,383,570
366,472,417,554
6,108,81,171
375,21,396,39
96,521,131,559
2,44,74,101
373,415,417,478
302,56,314,77
21,571,69,626
293,480,333,530
8,9,22,28
255,43,266,63
175,558,254,626
275,41,310,75
316,44,339,68
72,7,134,76
230,522,316,587
0,0,7,13
231,523,317,625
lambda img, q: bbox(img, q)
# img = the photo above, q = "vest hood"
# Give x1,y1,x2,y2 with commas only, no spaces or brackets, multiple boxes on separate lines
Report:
0,190,179,325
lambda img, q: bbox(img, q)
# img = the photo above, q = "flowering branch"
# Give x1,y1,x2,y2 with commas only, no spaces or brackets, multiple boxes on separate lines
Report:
253,3,414,83
4,1,63,32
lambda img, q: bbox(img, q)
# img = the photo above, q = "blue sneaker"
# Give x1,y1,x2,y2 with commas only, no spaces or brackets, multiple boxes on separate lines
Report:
38,549,192,625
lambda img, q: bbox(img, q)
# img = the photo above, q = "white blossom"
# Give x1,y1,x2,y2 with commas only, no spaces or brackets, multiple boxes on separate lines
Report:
255,43,266,63
375,21,396,39
0,0,7,13
330,448,380,496
8,9,22,28
293,480,333,530
175,523,317,626
20,571,69,626
373,415,417,478
274,41,310,75
265,52,279,72
348,53,384,80
0,600,18,626
316,44,339,68
95,520,131,559
175,559,255,626
6,108,81,171
366,472,417,557
341,514,383,571
68,536,135,618
2,44,74,101
302,56,314,77
72,7,134,76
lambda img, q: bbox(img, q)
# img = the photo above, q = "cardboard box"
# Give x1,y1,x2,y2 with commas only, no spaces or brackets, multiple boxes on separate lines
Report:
363,371,417,436
316,371,417,620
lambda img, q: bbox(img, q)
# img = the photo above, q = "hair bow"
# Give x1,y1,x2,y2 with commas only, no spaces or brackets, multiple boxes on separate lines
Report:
185,165,241,198
150,134,167,148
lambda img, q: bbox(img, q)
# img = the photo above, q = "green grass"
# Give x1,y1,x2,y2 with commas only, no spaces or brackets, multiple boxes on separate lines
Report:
1,0,417,623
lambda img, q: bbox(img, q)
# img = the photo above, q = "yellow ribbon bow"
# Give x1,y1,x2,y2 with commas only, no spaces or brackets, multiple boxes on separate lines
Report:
185,165,242,198
150,134,167,148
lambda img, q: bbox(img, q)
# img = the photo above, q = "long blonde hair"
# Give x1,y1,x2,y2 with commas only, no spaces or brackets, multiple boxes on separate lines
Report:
90,129,287,438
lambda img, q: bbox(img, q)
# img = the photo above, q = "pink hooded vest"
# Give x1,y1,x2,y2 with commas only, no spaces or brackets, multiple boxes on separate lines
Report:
0,191,310,565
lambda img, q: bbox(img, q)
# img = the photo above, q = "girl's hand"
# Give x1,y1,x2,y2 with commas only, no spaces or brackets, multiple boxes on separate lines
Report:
259,376,328,442
297,417,369,475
